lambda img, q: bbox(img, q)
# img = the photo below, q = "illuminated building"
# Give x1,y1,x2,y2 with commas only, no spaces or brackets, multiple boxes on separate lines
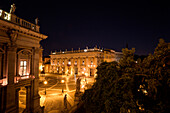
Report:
0,5,47,113
44,56,50,73
49,46,122,77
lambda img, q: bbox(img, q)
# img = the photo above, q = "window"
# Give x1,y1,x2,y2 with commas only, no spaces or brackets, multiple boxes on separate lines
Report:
82,61,84,65
68,60,71,65
57,61,59,65
62,61,64,65
91,61,93,65
19,61,27,76
75,61,77,65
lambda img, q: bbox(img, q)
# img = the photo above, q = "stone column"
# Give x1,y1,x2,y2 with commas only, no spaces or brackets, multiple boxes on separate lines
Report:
65,58,68,75
71,58,74,76
15,88,20,113
0,53,2,79
7,46,17,84
30,47,41,113
25,86,31,112
6,46,17,113
78,57,81,76
94,56,98,75
86,57,89,77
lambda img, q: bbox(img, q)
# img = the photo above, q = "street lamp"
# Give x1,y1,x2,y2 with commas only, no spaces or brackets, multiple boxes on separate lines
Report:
61,79,65,93
61,80,65,83
44,80,48,95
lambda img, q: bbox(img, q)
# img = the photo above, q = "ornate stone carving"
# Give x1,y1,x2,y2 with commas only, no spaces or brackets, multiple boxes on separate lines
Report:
7,29,18,46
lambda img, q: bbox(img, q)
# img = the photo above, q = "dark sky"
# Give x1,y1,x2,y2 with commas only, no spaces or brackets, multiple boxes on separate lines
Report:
1,0,170,56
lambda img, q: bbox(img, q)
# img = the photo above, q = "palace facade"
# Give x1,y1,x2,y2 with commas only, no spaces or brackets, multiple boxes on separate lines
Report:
49,47,122,77
0,5,47,113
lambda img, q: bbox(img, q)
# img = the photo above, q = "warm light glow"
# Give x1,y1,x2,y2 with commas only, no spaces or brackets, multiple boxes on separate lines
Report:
4,12,11,21
82,71,84,74
84,49,87,52
68,61,71,65
81,85,85,88
85,73,88,76
0,10,2,17
39,65,43,71
44,80,48,85
61,80,65,83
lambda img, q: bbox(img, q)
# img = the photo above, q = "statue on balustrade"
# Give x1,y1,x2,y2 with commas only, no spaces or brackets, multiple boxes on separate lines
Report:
10,3,16,14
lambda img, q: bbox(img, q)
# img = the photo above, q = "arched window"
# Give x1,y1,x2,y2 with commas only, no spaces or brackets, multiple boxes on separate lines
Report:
18,49,32,76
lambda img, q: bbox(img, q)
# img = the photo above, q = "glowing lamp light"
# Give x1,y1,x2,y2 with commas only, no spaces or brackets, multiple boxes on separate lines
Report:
81,85,85,88
82,72,84,74
85,73,88,76
44,80,48,85
61,80,65,83
0,10,2,16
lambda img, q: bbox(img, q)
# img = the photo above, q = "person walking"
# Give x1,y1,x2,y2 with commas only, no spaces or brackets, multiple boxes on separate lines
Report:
64,94,67,110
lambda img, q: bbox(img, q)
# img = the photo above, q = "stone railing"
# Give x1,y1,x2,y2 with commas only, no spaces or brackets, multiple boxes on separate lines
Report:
51,48,103,55
0,9,40,32
0,75,35,86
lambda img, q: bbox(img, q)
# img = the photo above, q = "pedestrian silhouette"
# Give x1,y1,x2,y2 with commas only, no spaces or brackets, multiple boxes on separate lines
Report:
62,88,64,93
64,94,67,109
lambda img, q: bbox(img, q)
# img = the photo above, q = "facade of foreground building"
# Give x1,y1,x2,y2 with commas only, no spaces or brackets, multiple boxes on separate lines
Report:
49,47,122,77
0,5,47,113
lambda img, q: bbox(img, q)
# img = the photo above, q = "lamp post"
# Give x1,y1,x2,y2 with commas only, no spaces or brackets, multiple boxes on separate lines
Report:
61,79,65,93
44,80,48,95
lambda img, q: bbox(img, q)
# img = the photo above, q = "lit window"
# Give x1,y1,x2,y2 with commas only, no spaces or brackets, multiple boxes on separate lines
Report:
19,61,27,76
68,60,71,65
82,61,84,65
63,61,64,65
75,61,77,65
4,12,11,21
57,61,59,65
91,61,93,64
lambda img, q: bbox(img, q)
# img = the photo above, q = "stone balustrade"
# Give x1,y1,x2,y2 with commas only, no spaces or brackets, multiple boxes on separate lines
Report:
0,75,35,86
0,9,40,32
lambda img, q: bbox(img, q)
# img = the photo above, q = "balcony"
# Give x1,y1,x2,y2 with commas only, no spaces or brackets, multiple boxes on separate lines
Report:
0,9,40,32
0,75,35,87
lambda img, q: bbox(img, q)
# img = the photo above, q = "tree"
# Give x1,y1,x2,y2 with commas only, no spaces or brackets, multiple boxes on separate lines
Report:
82,48,139,113
82,39,169,113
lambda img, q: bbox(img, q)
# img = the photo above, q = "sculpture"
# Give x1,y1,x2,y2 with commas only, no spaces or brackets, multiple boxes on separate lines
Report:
76,77,81,94
35,18,39,25
10,3,16,14
7,29,18,46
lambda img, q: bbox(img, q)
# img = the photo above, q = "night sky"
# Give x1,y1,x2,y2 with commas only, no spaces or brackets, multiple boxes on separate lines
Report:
1,0,170,56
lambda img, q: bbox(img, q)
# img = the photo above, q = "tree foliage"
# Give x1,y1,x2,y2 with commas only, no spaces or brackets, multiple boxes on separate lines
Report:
82,39,170,113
